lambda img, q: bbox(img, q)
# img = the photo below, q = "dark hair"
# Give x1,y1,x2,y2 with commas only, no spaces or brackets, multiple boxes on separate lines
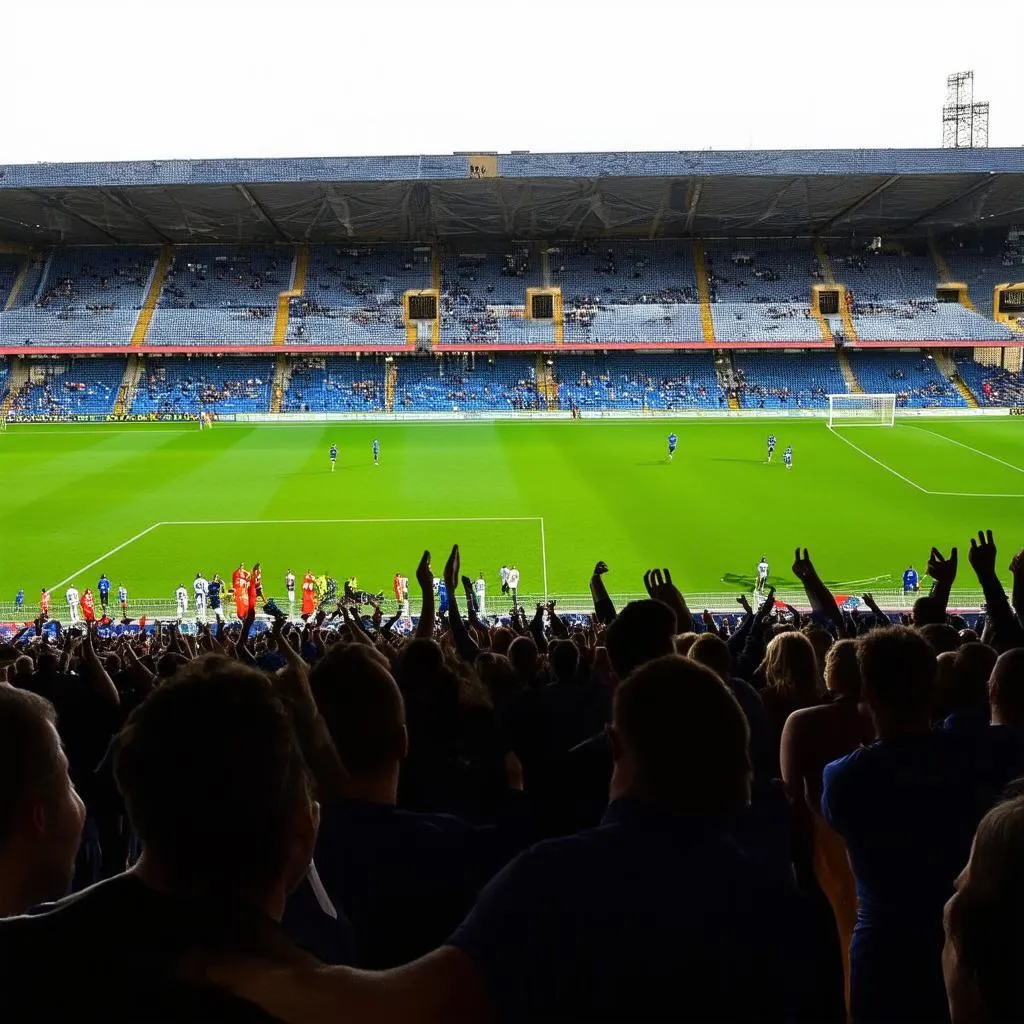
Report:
507,636,539,682
947,796,1024,1023
912,595,946,627
0,688,59,845
310,645,405,774
605,600,677,679
989,649,1024,726
688,633,732,680
548,639,580,685
918,622,960,655
113,655,310,893
947,642,999,714
613,655,750,817
857,627,936,720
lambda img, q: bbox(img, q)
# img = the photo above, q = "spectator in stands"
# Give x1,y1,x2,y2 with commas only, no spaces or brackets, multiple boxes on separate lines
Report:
0,655,319,1021
822,627,982,1024
0,688,85,917
757,631,823,774
989,649,1024,729
944,795,1024,1024
298,642,523,968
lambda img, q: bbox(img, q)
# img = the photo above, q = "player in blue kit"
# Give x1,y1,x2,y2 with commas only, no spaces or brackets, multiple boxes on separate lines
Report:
329,444,338,472
767,434,777,463
903,565,920,594
372,438,380,466
783,445,793,470
97,573,111,614
667,432,678,461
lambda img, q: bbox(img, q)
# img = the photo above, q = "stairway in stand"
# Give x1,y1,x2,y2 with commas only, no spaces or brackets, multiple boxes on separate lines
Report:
270,353,293,413
536,354,560,410
384,359,397,413
0,356,29,417
113,354,146,417
933,350,979,408
836,349,864,394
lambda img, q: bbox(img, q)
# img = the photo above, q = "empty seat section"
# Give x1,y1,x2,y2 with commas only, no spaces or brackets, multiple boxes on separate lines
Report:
0,248,155,345
441,247,538,345
4,357,124,417
705,240,821,343
554,241,702,345
731,352,846,409
557,351,724,410
946,235,1024,319
282,357,385,412
846,351,965,408
149,247,288,345
132,356,274,414
395,355,542,411
291,245,430,346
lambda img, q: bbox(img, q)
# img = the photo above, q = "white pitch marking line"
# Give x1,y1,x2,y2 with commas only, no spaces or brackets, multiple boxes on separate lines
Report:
159,517,544,526
827,426,930,494
50,521,165,591
928,491,1024,499
904,425,1024,475
539,517,549,600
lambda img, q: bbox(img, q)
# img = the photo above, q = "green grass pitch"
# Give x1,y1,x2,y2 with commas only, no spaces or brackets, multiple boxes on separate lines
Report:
1,417,1022,609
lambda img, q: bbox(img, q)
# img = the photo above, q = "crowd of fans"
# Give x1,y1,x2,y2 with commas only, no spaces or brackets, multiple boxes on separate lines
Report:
2,533,1024,1022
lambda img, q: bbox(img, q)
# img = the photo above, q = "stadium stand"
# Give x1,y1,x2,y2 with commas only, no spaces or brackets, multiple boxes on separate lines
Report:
290,245,429,346
440,247,537,344
704,240,823,344
131,355,275,415
0,255,22,308
395,354,543,412
953,352,1024,406
946,232,1024,319
556,352,725,411
847,350,965,408
732,351,847,409
282,356,385,412
4,357,123,418
828,243,1012,342
148,246,287,345
0,248,153,346
552,242,704,345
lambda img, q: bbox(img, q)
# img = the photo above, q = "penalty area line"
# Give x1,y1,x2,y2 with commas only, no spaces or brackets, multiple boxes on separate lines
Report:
903,425,1024,475
826,427,930,494
50,522,166,592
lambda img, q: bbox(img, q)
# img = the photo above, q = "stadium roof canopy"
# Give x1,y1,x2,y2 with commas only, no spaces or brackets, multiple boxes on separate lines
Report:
1,149,1023,246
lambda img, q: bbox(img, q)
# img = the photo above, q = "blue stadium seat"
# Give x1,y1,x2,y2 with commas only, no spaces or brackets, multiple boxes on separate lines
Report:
282,357,385,412
5,357,124,417
131,356,274,414
846,351,965,408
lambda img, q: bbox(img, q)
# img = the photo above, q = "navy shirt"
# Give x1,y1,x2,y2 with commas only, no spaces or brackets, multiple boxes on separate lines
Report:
449,798,808,1023
822,733,982,1023
0,874,285,1023
296,798,523,969
207,579,222,606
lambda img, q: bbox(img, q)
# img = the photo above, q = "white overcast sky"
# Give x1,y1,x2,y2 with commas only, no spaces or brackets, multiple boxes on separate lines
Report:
4,0,1020,163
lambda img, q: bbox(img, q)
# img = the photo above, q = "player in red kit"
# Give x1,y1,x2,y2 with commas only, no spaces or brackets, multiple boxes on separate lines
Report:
248,562,263,613
80,588,96,622
40,589,51,617
232,563,250,620
301,571,316,619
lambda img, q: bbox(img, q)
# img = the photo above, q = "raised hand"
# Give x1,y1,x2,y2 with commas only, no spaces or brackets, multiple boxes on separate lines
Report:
443,544,460,593
736,594,752,615
968,530,998,578
592,561,609,578
643,568,694,633
415,550,433,591
792,548,816,582
927,546,958,585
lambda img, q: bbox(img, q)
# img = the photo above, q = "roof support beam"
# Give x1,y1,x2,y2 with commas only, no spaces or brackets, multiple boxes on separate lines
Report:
647,179,674,239
24,189,122,243
98,189,173,243
683,181,703,234
811,175,901,235
235,185,292,242
890,174,998,234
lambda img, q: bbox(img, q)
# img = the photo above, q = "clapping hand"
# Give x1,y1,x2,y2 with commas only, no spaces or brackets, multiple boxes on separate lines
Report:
416,550,433,592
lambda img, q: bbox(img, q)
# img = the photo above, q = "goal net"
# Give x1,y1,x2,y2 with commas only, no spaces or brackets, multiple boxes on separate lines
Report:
827,394,896,427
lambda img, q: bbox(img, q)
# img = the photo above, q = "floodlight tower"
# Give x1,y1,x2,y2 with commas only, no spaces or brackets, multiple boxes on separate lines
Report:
942,71,989,148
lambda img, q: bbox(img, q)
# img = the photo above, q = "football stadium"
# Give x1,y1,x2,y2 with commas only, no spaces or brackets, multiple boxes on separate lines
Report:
3,8,1024,1018
1,149,1023,619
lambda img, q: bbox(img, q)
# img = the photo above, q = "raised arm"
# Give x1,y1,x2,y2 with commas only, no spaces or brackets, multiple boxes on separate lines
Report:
968,531,1024,653
791,549,844,636
444,545,479,662
589,561,616,626
643,568,695,633
1010,548,1024,631
414,550,436,639
926,545,958,620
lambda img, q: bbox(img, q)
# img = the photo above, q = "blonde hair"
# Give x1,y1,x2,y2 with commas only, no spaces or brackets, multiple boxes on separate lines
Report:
764,631,823,707
824,639,861,699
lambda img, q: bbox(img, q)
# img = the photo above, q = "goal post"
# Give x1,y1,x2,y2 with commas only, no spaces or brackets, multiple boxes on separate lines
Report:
827,393,896,427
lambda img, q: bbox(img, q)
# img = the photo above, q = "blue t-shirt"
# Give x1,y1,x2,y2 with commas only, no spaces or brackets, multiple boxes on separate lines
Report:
372,440,379,453
15,590,24,605
98,577,110,596
207,580,222,606
329,446,338,460
448,798,808,1023
822,733,982,1022
903,569,918,589
667,433,678,450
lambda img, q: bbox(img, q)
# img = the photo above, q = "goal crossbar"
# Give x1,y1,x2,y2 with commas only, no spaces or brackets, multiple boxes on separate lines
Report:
827,393,897,427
